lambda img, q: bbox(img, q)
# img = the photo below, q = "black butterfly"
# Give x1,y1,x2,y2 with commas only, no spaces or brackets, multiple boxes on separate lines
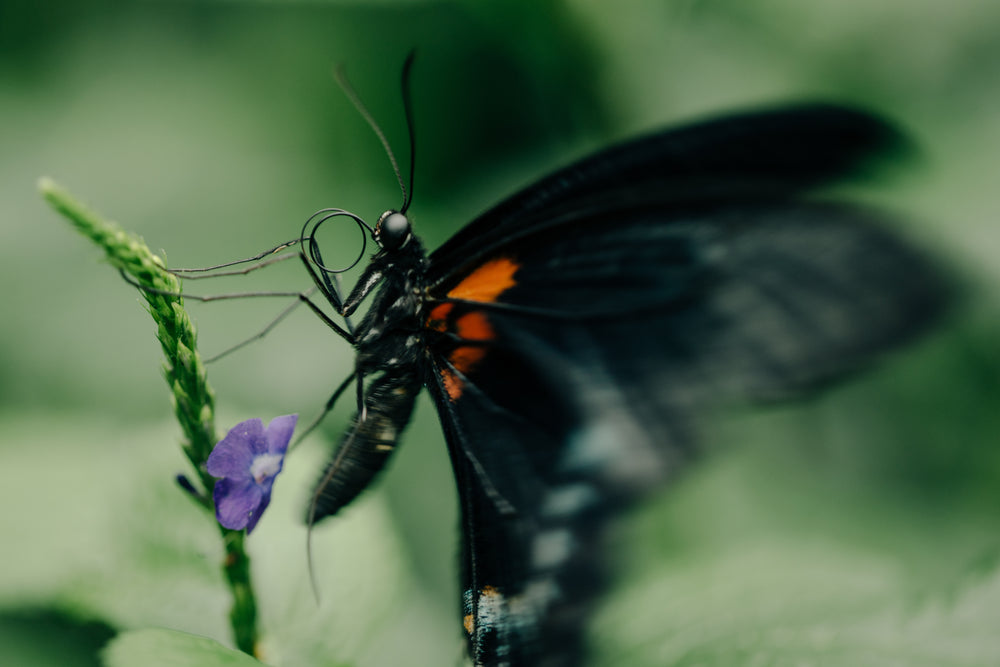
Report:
294,72,946,666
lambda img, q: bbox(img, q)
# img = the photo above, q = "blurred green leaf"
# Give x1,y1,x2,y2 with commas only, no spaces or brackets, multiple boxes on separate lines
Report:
102,628,264,667
0,415,227,636
0,413,454,665
0,610,114,667
595,542,1000,666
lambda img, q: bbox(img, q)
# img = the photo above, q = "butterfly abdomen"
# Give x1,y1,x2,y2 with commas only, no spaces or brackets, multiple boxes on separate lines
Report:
308,368,423,524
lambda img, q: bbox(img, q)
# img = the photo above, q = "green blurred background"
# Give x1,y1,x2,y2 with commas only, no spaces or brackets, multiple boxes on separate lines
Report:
2,1,999,665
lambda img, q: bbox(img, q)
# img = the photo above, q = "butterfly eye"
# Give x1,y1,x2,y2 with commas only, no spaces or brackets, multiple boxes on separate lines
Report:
375,210,412,251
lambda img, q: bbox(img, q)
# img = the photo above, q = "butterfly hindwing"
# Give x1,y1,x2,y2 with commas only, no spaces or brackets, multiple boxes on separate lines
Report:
427,356,613,667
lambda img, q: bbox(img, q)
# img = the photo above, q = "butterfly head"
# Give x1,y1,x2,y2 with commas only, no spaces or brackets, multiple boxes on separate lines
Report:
375,210,412,252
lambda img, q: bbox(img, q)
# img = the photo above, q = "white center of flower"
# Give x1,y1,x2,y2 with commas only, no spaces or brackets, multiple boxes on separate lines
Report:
250,453,283,484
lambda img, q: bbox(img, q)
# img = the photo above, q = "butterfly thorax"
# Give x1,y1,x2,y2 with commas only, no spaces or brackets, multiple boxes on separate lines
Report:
351,236,429,374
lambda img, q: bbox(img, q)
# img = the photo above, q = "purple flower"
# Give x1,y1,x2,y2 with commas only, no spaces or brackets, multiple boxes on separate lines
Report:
206,415,297,533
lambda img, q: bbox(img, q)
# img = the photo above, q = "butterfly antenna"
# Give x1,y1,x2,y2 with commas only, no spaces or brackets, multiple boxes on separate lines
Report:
400,50,417,213
304,418,364,604
334,52,416,214
290,371,356,451
306,524,322,605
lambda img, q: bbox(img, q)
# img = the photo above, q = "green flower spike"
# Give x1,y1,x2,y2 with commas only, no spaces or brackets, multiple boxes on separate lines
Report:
40,178,261,657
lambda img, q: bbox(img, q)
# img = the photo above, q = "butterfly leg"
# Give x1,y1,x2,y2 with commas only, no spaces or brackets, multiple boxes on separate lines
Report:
291,371,357,449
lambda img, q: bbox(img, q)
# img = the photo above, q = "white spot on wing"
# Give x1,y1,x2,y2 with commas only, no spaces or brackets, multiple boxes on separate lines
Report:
531,529,573,570
476,588,504,632
510,579,560,621
465,586,510,659
527,328,667,489
559,369,667,489
464,579,563,660
541,484,598,518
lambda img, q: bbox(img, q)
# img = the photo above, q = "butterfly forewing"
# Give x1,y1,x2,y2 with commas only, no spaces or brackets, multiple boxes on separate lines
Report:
427,104,905,282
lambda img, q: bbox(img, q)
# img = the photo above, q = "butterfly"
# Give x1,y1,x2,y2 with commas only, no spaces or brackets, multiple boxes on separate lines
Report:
288,63,947,667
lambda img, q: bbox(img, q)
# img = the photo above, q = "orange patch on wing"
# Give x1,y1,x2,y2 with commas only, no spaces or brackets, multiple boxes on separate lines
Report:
426,302,454,332
454,311,493,342
440,343,489,402
441,346,483,401
450,345,487,373
441,366,464,402
448,257,520,303
442,313,495,401
432,257,517,402
463,614,474,635
481,585,500,597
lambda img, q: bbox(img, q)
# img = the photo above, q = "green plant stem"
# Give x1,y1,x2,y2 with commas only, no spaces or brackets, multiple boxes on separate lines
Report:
40,178,260,657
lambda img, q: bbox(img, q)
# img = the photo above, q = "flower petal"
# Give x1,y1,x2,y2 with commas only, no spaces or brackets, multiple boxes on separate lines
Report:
213,477,263,531
244,489,273,534
206,418,265,478
264,414,297,455
206,415,296,533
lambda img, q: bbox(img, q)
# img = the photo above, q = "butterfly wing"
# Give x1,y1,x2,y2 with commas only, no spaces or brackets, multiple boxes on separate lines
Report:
420,107,947,666
428,103,907,282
